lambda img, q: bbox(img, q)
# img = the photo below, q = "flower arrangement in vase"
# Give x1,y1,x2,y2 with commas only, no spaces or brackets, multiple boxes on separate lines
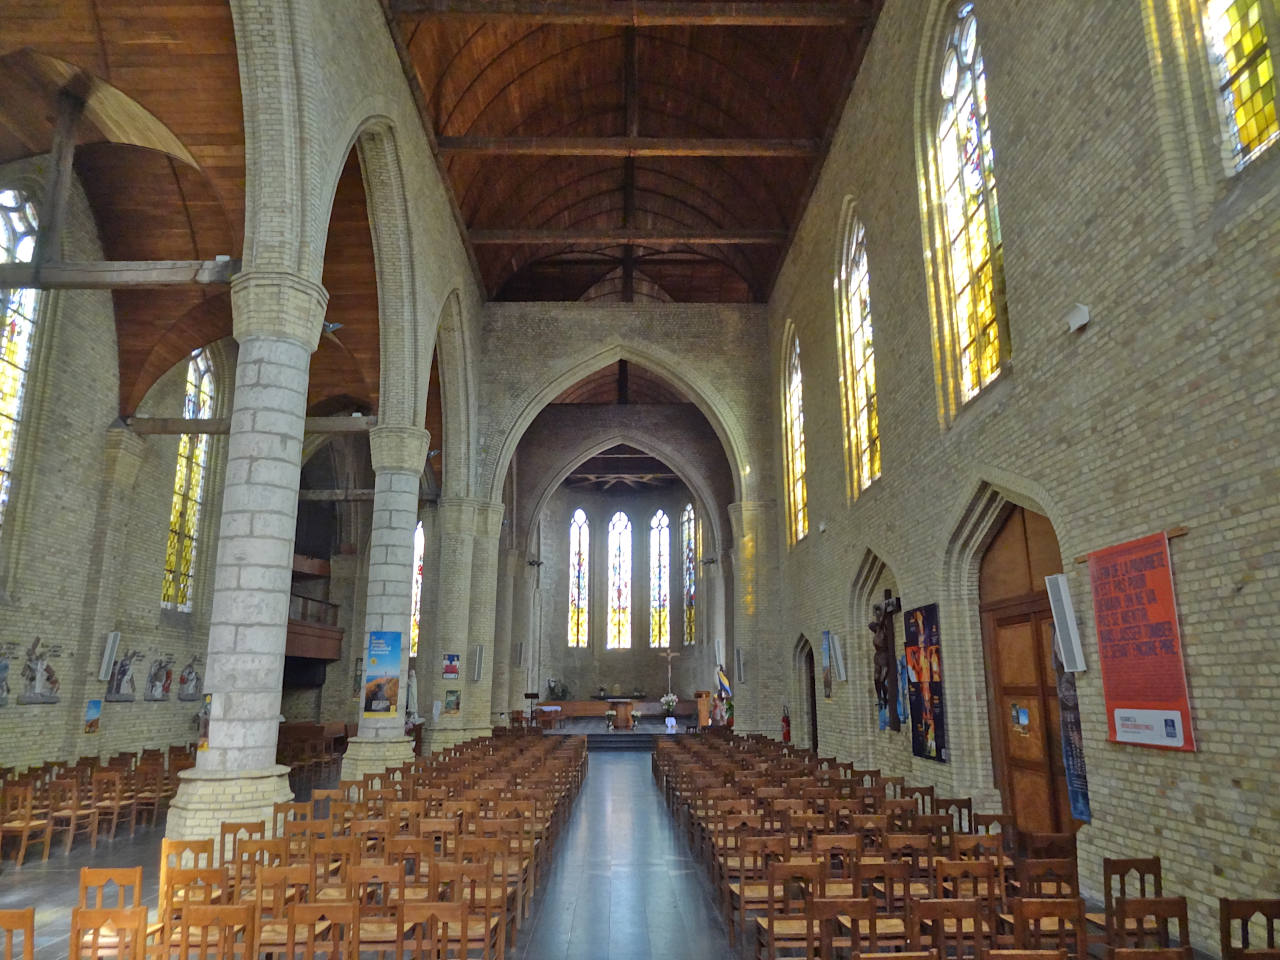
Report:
660,692,678,716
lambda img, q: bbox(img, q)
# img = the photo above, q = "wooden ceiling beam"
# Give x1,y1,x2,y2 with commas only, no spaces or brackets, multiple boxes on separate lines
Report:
125,415,378,435
0,259,240,290
471,229,785,245
437,136,820,157
392,1,868,27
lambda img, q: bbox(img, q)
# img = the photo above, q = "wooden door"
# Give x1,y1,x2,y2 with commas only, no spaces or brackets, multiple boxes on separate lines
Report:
979,507,1076,835
804,647,819,754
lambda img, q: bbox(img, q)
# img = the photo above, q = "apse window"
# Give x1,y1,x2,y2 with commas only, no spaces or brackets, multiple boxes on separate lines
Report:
681,502,697,645
0,189,39,539
930,1,1007,407
650,509,671,649
410,520,425,656
836,207,880,499
1206,0,1279,168
782,328,809,543
568,507,589,648
607,511,632,649
161,349,214,611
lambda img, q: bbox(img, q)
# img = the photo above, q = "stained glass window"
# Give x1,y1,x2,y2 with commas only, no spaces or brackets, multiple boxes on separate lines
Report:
681,502,697,646
568,508,589,648
410,520,425,656
607,511,632,649
836,211,880,498
782,330,808,543
936,2,1004,401
0,189,40,538
649,510,671,649
161,349,214,611
1207,0,1278,168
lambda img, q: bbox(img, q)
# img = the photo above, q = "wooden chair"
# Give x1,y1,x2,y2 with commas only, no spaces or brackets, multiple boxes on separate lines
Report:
217,821,264,867
1111,897,1191,954
725,833,788,946
131,766,166,829
229,838,285,903
1103,858,1163,945
805,896,881,959
310,837,359,902
164,902,255,960
49,778,99,854
936,796,975,835
1022,833,1076,860
80,867,144,909
272,801,310,839
433,859,506,960
91,771,134,841
910,897,994,960
937,859,999,917
402,901,468,958
1013,897,1089,960
754,860,828,960
0,909,34,960
984,951,1067,960
253,865,314,952
1,785,52,866
158,838,216,909
1112,951,1192,960
285,902,356,960
70,907,148,960
856,860,913,942
1017,858,1079,899
1220,898,1280,960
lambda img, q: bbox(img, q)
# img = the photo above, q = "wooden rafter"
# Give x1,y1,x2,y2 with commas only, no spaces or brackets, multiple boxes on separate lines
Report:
392,0,869,27
470,229,786,245
0,260,240,290
436,136,820,158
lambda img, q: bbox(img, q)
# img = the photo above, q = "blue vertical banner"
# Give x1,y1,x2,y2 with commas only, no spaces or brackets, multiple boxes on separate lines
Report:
1054,641,1093,822
363,630,402,717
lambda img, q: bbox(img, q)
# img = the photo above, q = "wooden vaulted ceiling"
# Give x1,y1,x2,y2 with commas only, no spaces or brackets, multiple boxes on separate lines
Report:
395,0,883,302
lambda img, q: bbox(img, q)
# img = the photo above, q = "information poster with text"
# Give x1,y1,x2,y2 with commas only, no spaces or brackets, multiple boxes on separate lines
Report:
1087,532,1195,751
363,631,401,717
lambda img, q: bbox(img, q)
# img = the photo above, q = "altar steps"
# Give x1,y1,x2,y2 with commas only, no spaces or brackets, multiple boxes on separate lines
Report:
585,733,658,752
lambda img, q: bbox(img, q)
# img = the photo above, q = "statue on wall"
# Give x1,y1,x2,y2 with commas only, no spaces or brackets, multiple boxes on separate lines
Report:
18,636,60,704
870,594,902,732
145,657,174,701
106,649,141,702
0,655,9,707
177,658,203,701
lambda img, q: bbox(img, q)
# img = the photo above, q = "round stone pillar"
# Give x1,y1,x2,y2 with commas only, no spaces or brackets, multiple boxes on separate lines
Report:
726,500,778,737
341,425,430,781
167,271,326,841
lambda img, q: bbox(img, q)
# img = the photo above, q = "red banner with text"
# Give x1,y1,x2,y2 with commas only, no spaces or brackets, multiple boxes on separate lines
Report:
1087,532,1195,751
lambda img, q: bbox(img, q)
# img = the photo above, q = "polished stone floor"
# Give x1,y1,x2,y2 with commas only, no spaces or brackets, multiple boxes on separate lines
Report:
0,753,733,960
511,750,734,960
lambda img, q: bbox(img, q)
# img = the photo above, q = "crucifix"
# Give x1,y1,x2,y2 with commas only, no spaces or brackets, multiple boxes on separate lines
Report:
658,647,679,695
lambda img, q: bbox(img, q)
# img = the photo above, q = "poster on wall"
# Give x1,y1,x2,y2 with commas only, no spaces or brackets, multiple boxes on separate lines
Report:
903,603,947,763
1053,637,1092,822
84,699,102,734
362,631,401,718
442,653,461,680
821,631,833,699
443,689,461,715
1087,532,1195,751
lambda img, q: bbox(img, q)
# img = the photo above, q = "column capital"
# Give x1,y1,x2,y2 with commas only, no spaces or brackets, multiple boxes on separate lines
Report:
474,500,506,540
230,270,329,349
369,425,431,475
437,497,504,537
728,500,775,538
103,424,147,485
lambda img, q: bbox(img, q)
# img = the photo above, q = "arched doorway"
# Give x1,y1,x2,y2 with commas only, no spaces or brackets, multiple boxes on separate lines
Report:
794,635,819,754
804,646,819,753
979,506,1078,834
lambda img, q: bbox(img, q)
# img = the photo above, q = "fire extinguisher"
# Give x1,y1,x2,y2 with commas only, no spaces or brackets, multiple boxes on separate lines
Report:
781,704,791,743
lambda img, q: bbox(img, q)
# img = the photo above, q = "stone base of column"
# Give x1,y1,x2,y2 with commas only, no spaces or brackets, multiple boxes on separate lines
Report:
340,736,415,781
166,765,293,841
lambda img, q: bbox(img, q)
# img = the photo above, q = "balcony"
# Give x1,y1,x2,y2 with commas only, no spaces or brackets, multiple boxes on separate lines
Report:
286,594,343,661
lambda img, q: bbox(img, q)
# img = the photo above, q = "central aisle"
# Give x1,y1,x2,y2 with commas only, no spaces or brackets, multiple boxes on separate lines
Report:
513,749,735,960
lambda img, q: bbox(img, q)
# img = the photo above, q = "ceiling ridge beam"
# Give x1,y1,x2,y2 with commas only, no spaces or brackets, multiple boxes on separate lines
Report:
471,229,785,245
392,1,868,26
0,259,240,290
438,136,820,157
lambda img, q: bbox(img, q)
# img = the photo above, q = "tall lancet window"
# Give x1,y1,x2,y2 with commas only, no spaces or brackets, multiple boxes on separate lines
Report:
782,329,808,543
649,509,670,649
410,520,425,656
1206,0,1278,168
0,189,40,537
681,502,697,645
935,1,1005,400
607,511,632,649
836,210,880,498
161,349,215,611
567,508,589,648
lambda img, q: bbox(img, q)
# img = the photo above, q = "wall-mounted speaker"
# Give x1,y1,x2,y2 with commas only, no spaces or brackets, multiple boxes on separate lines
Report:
1045,573,1086,672
470,644,485,682
735,647,746,685
98,631,120,682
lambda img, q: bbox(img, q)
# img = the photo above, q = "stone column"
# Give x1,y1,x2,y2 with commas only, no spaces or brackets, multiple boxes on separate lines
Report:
421,498,476,752
167,271,325,841
340,425,429,781
319,552,360,722
460,501,504,738
727,501,778,737
507,563,537,716
489,547,518,726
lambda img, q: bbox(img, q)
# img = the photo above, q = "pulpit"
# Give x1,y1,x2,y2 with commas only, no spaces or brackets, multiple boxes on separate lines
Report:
696,690,712,728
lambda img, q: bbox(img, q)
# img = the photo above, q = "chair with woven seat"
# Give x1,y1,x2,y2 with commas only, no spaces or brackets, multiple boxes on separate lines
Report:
1110,897,1191,956
402,901,469,959
70,907,148,960
0,908,34,960
131,766,166,830
49,778,99,854
91,772,134,841
217,821,264,868
163,902,255,960
1219,898,1280,960
804,896,881,959
753,860,828,960
910,897,995,960
284,902,356,960
80,867,144,909
1011,897,1089,960
253,865,314,952
725,833,788,946
434,858,507,960
1103,858,1163,946
1,784,52,866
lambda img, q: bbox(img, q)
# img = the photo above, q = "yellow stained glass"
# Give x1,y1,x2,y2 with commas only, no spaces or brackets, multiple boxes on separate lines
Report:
649,510,670,649
607,511,632,649
681,503,696,646
835,211,881,499
783,331,808,542
0,189,39,538
1209,0,1279,167
935,4,1004,402
161,350,214,611
567,508,589,648
410,521,424,656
